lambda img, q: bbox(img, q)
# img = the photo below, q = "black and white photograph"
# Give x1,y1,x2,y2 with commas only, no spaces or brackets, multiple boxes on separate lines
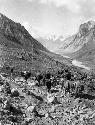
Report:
0,0,95,124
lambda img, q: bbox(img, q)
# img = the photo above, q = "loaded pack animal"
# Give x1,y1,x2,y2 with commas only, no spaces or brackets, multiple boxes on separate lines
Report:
36,73,43,86
64,80,71,94
21,71,31,81
44,72,52,92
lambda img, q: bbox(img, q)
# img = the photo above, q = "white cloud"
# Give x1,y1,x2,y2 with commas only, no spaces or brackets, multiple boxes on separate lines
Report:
39,0,81,13
39,0,95,18
26,0,95,15
23,0,95,39
26,0,81,13
26,0,34,2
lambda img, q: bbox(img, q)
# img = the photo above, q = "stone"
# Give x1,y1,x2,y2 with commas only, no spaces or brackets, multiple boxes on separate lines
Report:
27,105,35,112
11,88,19,97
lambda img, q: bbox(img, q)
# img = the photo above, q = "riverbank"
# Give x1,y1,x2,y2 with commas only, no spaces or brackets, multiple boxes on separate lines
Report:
72,59,90,70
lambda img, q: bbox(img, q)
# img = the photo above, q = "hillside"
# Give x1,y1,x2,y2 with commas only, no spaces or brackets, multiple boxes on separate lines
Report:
0,13,49,52
0,13,72,73
0,57,95,124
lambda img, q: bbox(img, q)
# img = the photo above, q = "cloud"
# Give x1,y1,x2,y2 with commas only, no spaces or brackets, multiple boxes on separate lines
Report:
39,0,82,14
26,0,81,13
41,0,80,12
26,0,95,16
79,0,95,19
39,0,95,21
26,0,34,2
23,0,95,38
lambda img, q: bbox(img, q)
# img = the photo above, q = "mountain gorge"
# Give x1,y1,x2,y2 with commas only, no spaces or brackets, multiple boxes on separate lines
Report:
1,13,95,125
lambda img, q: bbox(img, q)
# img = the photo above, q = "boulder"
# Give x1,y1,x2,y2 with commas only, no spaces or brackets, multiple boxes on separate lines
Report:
27,79,36,86
11,88,19,97
46,93,54,103
0,86,3,92
27,105,35,112
15,77,26,83
0,81,4,85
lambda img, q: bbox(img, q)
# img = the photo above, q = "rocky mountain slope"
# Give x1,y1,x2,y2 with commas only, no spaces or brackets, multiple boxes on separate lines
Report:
0,13,48,52
57,21,95,70
0,60,95,125
0,13,71,73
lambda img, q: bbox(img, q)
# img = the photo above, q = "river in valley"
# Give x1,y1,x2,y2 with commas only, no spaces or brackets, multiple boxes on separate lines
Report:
72,59,90,70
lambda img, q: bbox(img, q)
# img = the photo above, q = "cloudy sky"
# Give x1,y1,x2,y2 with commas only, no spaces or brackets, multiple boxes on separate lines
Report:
0,0,95,38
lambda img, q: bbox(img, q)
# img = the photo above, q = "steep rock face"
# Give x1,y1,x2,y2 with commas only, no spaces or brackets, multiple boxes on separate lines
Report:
57,21,95,70
57,21,95,55
79,21,95,36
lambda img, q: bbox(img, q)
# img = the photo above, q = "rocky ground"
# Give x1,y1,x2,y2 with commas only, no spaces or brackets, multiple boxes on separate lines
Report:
0,66,95,125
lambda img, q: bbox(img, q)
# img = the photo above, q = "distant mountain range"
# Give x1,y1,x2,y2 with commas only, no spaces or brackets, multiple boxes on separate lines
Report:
37,35,64,52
